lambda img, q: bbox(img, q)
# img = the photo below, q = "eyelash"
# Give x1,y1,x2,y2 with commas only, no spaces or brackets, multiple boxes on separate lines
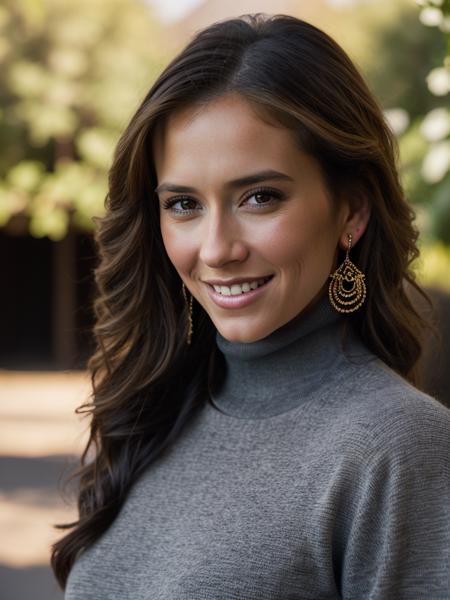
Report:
161,187,286,215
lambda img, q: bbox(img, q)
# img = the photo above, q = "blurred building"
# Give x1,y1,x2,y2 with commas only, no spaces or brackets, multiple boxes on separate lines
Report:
1,216,95,370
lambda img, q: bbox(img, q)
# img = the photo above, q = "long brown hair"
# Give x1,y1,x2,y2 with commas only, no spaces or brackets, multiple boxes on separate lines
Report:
51,13,430,588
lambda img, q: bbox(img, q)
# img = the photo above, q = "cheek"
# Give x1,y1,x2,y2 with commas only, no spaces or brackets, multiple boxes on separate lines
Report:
261,210,328,266
160,222,197,275
261,206,339,282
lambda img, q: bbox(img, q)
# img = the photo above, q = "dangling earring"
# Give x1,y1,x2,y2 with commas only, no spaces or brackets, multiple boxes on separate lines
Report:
181,282,194,345
329,233,366,313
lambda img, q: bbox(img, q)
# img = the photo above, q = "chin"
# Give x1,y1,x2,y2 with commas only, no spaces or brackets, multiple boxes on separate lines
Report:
215,322,274,344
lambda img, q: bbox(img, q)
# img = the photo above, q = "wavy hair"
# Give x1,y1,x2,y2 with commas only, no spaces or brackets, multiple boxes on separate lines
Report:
51,13,431,588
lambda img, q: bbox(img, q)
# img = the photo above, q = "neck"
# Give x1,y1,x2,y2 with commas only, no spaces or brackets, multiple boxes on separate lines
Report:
209,296,348,419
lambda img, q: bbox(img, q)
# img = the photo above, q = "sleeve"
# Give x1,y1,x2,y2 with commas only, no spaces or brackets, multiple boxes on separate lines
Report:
341,404,450,600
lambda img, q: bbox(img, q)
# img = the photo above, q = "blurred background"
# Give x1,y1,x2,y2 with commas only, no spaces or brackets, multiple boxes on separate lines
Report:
0,0,449,598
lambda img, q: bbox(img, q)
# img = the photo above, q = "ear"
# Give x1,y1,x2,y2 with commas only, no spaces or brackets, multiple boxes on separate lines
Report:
338,195,371,249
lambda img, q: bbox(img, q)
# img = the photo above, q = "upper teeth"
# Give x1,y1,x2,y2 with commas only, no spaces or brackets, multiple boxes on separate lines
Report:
213,278,269,296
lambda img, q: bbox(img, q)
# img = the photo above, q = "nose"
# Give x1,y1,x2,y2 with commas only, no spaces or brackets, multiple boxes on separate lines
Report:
198,210,248,268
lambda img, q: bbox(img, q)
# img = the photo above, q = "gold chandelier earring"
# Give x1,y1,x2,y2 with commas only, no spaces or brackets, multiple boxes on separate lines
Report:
181,282,194,345
328,233,366,313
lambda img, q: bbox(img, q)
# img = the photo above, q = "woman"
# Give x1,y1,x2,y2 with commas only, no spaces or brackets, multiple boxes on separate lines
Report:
53,13,450,599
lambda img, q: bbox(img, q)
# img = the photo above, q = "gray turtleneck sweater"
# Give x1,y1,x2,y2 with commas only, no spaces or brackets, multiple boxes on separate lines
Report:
64,299,450,599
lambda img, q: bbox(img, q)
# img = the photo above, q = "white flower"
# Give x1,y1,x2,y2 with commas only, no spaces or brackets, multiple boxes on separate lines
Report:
383,108,410,136
420,7,444,26
426,67,450,96
420,108,450,142
421,141,450,183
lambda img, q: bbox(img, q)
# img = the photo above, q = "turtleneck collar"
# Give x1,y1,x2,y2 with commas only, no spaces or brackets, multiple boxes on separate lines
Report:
208,296,347,419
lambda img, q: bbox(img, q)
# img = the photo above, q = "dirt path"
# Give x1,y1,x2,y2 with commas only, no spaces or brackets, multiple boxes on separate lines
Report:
0,371,91,599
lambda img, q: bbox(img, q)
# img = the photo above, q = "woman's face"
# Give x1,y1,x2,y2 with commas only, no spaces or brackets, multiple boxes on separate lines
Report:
153,93,351,343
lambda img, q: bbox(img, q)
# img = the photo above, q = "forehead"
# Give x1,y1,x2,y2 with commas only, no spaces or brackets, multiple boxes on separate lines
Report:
152,94,304,179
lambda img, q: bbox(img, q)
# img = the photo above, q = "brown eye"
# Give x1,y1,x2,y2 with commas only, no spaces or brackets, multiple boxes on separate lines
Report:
162,197,200,214
243,187,286,208
253,192,273,204
179,198,197,210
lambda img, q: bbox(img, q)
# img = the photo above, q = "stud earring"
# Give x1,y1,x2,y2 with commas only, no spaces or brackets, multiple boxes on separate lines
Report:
181,282,194,345
329,233,366,313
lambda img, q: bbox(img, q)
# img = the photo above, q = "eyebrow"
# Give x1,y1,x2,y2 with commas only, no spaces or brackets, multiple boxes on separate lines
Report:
154,169,294,195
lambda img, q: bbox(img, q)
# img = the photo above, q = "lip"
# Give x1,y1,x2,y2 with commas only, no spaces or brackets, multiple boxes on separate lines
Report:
205,275,274,309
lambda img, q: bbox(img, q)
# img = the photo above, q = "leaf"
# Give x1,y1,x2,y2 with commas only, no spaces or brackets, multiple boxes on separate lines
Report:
29,205,69,240
6,160,45,192
76,128,117,170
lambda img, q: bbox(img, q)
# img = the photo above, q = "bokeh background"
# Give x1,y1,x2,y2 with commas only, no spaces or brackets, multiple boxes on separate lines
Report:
0,0,449,598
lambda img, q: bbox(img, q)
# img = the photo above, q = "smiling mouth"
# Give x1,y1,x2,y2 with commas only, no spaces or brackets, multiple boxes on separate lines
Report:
209,275,274,296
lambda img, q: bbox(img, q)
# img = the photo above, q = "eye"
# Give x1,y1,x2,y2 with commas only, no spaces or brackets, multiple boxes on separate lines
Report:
161,186,286,216
161,197,199,215
242,187,286,208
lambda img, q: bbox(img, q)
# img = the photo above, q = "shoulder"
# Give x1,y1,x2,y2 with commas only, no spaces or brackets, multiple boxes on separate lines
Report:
325,345,450,465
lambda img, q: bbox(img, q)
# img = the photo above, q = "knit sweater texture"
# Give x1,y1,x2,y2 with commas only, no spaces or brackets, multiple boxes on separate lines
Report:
64,298,450,599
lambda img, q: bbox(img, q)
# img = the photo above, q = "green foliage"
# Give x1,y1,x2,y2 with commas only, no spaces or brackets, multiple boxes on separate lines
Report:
0,0,166,238
430,172,450,244
356,0,447,120
398,120,431,204
415,241,450,291
330,0,450,247
406,0,450,245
